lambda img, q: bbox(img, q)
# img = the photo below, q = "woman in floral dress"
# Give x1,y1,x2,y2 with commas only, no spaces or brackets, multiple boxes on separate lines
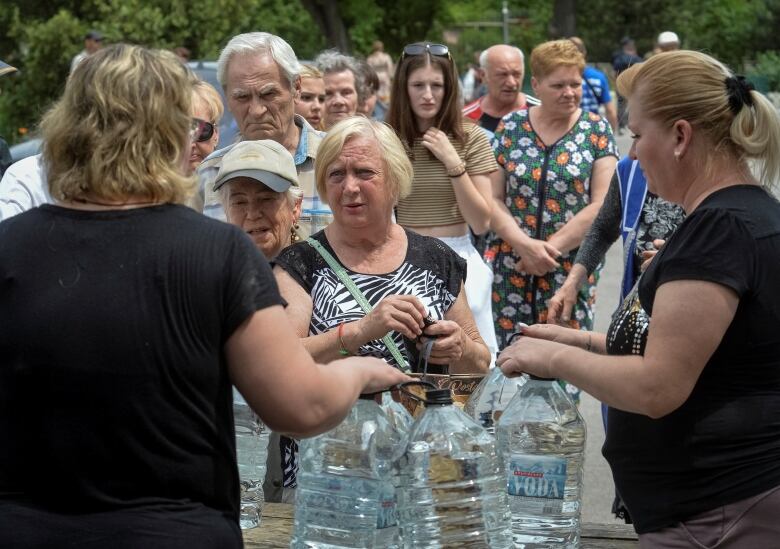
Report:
487,40,616,399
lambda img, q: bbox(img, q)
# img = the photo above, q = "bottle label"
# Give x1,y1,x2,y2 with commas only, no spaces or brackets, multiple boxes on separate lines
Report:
507,454,566,500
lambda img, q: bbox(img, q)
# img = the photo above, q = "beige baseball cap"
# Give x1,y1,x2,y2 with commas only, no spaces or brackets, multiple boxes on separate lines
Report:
213,140,299,192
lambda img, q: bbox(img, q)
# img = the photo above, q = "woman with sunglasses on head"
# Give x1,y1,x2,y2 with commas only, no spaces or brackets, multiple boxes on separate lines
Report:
387,42,500,360
0,44,409,548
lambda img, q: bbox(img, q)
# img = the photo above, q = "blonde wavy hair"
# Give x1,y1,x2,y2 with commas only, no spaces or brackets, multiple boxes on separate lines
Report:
617,50,780,191
315,117,412,205
42,44,196,204
299,63,323,81
192,79,224,124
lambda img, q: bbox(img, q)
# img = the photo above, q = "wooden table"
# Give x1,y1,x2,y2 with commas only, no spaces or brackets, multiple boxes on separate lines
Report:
244,503,639,548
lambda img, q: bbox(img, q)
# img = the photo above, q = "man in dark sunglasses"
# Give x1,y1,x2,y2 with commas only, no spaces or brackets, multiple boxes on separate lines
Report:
197,32,327,229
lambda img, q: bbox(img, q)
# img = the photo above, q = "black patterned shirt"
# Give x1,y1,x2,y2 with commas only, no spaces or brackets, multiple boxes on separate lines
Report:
275,228,467,369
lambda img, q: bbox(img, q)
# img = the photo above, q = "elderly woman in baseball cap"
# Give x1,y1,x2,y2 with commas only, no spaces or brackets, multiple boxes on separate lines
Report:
215,139,303,260
215,139,307,505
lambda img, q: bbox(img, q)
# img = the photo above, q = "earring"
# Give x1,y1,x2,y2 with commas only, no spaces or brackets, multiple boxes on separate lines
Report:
674,151,681,161
290,223,300,243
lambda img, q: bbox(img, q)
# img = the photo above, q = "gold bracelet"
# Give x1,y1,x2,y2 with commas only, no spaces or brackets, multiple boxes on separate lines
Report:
446,161,466,177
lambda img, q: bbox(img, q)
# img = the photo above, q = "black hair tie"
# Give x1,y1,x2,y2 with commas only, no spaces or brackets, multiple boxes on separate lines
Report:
725,75,755,114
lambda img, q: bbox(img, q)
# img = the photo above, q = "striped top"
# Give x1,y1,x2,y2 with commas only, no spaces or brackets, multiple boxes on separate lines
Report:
397,122,498,227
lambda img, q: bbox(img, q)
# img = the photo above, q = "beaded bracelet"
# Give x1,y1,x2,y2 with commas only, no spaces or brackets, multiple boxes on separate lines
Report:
446,161,466,178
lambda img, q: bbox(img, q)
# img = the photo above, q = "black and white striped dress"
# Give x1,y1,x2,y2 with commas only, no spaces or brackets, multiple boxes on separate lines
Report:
275,228,467,369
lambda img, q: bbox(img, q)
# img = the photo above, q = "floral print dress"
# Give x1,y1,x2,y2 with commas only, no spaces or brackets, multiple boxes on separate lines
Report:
486,108,617,401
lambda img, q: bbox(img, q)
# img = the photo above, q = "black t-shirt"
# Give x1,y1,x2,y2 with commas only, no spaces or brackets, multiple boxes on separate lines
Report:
603,185,780,533
0,204,283,546
478,113,502,134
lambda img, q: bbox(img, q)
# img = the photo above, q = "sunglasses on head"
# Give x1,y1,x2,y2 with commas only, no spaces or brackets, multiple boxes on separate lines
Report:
190,118,215,143
402,43,450,60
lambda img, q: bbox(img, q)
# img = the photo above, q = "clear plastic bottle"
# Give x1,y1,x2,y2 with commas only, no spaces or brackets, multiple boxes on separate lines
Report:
495,375,587,548
291,394,404,548
397,388,513,548
233,388,269,529
380,391,414,435
464,367,527,435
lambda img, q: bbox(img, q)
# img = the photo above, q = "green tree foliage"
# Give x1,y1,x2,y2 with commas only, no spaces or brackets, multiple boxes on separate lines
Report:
0,0,326,142
671,0,776,68
432,0,552,74
751,50,780,91
1,0,779,144
0,9,84,141
576,0,779,65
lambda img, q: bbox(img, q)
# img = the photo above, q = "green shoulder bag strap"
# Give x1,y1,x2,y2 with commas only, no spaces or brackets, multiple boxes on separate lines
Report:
305,237,411,373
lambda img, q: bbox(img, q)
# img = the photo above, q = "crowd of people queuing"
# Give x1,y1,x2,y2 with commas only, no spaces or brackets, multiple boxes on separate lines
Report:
1,23,779,548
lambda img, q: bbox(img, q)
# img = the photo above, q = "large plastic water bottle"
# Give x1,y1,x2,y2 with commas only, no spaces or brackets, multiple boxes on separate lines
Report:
233,388,269,529
495,375,587,548
397,388,513,548
291,394,404,548
380,391,413,435
464,366,527,435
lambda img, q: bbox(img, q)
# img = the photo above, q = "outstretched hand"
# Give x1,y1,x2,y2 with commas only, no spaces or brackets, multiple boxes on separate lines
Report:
547,285,577,325
497,335,564,379
497,323,587,378
336,355,413,393
521,323,587,347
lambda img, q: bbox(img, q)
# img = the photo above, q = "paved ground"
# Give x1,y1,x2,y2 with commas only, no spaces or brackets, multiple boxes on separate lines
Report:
580,131,633,525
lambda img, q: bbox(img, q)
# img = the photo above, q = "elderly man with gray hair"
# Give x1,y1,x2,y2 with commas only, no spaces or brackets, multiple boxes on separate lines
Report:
197,32,324,507
463,44,539,137
198,32,325,224
315,50,365,130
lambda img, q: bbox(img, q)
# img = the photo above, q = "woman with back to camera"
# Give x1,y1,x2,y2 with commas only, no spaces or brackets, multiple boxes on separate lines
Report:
386,41,499,359
0,44,408,548
498,50,780,546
